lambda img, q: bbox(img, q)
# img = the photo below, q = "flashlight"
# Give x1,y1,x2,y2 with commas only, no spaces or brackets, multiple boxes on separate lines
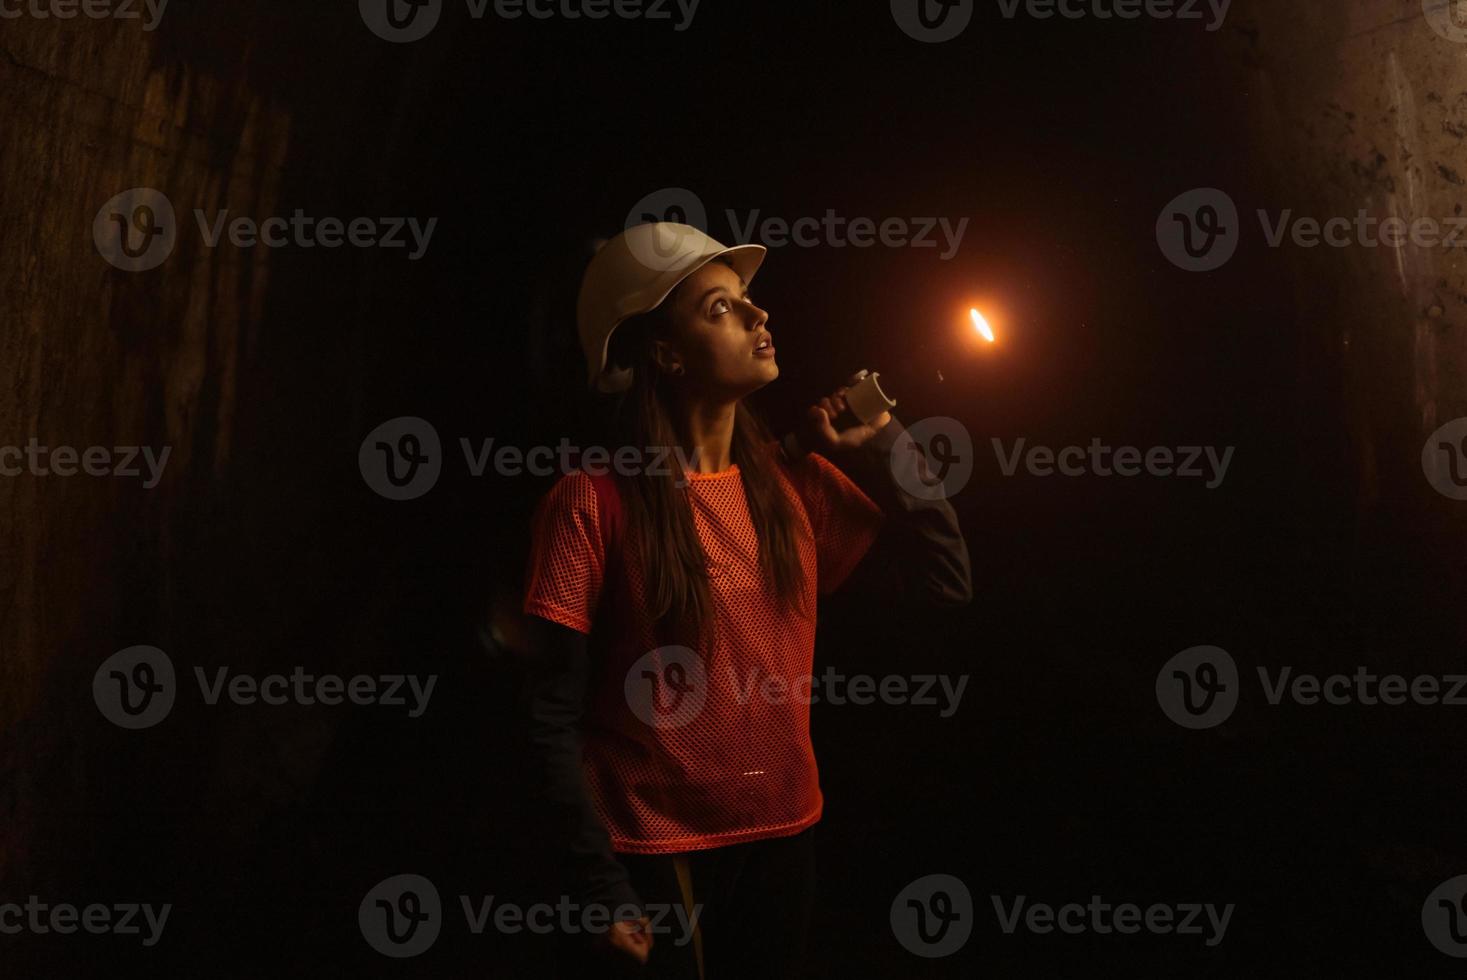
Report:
833,369,899,429
828,307,995,430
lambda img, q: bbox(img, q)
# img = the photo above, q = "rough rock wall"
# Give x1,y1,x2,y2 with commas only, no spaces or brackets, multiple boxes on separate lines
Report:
1220,0,1467,554
0,4,424,916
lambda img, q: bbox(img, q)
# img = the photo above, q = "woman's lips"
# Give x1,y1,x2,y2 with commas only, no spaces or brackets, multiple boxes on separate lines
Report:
754,345,776,358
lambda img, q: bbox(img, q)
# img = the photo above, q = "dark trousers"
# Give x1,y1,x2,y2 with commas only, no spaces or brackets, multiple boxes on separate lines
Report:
555,825,818,980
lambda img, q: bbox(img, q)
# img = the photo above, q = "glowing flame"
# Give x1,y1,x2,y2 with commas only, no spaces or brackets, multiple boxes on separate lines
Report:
970,307,995,342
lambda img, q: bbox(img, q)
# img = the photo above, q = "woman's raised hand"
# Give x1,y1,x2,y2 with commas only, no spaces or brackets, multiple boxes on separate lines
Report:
803,371,893,454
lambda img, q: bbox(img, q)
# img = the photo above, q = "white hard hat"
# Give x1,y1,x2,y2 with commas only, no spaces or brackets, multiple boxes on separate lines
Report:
576,222,766,392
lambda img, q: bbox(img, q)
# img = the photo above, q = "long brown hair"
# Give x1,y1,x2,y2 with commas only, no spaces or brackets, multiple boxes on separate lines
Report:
605,280,811,646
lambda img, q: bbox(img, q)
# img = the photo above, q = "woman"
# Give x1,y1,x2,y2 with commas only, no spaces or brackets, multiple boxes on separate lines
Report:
520,222,972,978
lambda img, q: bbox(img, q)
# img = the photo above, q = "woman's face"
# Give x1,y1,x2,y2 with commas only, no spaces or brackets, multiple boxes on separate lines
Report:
655,259,776,400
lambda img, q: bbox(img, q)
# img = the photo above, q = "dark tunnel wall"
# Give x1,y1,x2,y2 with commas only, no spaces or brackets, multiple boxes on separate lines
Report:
2,0,1467,973
0,0,447,920
1221,1,1467,554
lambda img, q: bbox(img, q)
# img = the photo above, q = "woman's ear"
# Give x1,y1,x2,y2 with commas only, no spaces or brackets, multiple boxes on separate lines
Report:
652,338,685,377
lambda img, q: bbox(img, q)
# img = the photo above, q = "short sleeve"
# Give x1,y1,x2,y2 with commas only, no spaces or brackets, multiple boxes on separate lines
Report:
523,472,606,634
787,451,886,595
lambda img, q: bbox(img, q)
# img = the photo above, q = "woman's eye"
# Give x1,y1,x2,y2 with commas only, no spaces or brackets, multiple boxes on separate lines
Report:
711,298,730,316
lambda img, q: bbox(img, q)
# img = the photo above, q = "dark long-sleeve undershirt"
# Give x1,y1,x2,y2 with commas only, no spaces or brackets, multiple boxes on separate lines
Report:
783,413,973,607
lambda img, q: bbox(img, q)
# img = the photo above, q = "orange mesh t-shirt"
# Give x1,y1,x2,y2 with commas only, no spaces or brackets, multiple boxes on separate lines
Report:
522,442,885,854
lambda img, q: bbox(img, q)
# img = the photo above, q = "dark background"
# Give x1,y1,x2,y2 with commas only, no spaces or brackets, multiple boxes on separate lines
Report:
4,0,1467,975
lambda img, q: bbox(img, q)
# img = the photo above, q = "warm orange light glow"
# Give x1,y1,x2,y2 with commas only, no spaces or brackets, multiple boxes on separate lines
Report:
970,307,995,342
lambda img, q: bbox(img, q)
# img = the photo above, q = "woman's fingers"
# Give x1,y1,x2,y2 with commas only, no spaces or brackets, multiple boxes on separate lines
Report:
807,404,839,443
807,371,878,448
803,372,888,453
606,917,653,964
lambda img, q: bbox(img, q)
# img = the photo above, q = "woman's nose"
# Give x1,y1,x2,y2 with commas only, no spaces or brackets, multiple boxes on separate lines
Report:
739,298,768,327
